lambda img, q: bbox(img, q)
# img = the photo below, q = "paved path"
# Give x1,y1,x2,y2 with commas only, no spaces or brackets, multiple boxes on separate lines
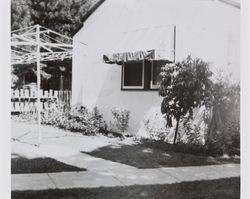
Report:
11,121,135,159
12,152,240,191
11,121,240,191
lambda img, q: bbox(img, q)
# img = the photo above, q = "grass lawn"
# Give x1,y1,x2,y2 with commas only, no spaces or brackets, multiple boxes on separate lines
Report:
11,177,240,199
84,142,240,168
11,156,86,174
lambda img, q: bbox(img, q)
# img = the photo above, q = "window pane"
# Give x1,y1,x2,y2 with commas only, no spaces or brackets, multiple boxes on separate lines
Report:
124,62,143,87
152,61,163,86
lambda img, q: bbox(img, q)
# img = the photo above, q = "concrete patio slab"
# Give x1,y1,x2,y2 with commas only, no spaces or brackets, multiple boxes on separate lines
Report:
55,153,136,172
159,164,240,182
11,121,136,159
11,163,240,191
48,171,124,189
11,173,56,191
111,169,179,186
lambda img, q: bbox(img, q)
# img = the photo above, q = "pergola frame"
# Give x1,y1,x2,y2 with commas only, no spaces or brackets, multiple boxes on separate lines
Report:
11,24,73,146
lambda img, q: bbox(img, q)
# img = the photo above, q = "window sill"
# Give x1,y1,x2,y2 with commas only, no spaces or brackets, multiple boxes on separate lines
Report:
121,88,159,91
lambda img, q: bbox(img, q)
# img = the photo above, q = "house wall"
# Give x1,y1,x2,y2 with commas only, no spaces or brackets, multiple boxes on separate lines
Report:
72,0,240,134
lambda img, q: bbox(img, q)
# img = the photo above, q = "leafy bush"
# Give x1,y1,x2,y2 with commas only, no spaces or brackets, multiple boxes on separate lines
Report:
53,105,106,135
206,74,240,155
11,111,37,123
58,106,94,133
41,100,65,126
111,108,130,134
92,106,107,131
182,118,202,145
13,102,106,136
136,107,172,142
136,106,209,145
177,106,209,145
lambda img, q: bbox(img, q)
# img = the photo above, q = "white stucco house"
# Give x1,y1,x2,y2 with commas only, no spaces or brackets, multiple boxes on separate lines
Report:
72,0,240,134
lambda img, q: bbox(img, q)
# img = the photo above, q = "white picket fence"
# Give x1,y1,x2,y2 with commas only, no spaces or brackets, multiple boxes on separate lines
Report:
11,89,71,112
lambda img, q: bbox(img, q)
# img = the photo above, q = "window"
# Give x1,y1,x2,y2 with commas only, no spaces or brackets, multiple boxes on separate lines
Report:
151,61,164,88
122,61,144,89
122,60,169,90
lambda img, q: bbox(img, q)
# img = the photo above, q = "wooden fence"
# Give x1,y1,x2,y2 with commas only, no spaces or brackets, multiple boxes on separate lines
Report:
11,89,71,113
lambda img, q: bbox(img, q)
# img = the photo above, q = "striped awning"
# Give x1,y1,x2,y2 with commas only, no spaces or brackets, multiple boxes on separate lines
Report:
103,49,155,64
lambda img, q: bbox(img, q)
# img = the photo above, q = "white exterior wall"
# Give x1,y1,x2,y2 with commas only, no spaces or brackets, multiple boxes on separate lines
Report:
72,0,240,134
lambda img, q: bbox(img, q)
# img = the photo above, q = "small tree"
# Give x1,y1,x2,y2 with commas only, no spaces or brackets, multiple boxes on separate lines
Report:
159,56,213,144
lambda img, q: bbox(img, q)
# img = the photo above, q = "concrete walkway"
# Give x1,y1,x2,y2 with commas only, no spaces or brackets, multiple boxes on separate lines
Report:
11,121,240,191
12,152,240,191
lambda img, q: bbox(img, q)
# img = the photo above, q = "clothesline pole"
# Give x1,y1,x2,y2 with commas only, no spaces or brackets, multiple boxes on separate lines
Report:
36,24,42,146
11,24,73,147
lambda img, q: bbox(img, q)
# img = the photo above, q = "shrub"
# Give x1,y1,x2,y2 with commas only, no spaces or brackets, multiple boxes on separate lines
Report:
55,105,106,135
111,108,130,134
41,100,65,126
206,75,240,155
136,107,172,142
11,111,37,123
91,106,107,131
13,101,106,136
182,118,202,145
136,106,209,145
177,106,209,145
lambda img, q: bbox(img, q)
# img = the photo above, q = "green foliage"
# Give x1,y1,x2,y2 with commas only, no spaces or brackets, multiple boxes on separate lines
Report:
11,0,94,88
11,0,94,36
58,106,97,134
41,100,66,126
111,108,130,134
11,63,53,89
159,56,213,144
136,107,171,142
12,111,37,123
13,103,106,135
11,0,32,31
46,105,106,135
11,64,34,89
92,106,107,130
206,74,240,155
182,117,202,145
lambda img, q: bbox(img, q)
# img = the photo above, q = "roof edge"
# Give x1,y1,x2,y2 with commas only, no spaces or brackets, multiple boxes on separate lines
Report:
218,0,240,9
72,0,239,37
72,0,106,37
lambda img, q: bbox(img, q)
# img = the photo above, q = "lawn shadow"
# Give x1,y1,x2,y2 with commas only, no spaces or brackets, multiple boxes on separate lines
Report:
11,156,87,174
83,142,240,169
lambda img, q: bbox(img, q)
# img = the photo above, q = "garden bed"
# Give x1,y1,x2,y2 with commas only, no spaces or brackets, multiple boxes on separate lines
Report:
11,157,86,174
83,142,240,169
11,177,240,199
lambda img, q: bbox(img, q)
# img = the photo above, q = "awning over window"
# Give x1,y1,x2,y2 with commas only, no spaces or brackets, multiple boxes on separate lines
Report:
103,50,155,64
103,25,175,64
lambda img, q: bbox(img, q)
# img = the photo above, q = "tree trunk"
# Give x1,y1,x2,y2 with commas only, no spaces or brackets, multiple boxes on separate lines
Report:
173,118,180,144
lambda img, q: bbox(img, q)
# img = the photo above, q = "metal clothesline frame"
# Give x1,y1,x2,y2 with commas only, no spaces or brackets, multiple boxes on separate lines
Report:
11,24,73,146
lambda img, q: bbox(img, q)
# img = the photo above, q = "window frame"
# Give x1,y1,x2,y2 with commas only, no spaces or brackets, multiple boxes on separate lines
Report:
122,60,145,90
121,60,168,91
150,61,161,89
